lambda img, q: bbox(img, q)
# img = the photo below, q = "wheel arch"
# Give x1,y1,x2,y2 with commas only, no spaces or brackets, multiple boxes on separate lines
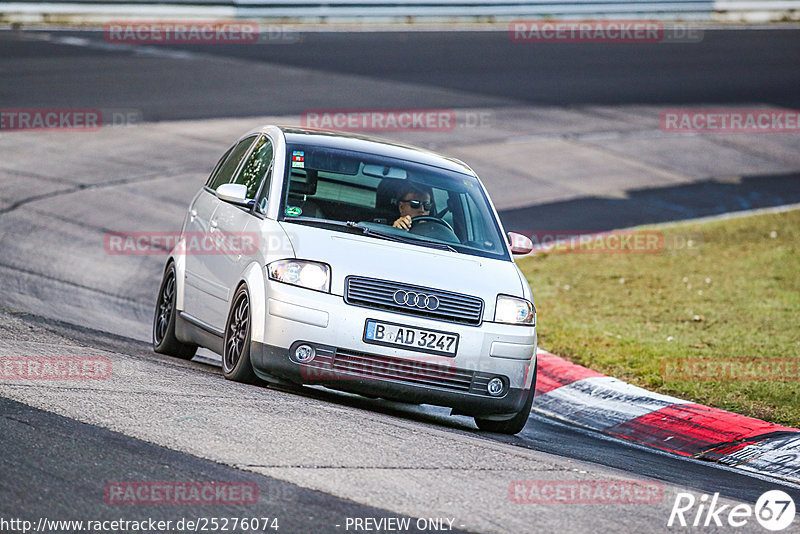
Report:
239,262,267,344
168,239,187,311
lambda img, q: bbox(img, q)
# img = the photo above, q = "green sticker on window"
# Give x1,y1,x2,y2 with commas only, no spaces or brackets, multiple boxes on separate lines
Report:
285,206,302,216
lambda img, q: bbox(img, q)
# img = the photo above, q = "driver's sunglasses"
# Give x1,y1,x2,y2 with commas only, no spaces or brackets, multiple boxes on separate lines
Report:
399,199,432,210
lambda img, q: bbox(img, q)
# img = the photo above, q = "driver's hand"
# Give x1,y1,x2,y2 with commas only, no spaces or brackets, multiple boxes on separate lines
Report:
392,215,412,231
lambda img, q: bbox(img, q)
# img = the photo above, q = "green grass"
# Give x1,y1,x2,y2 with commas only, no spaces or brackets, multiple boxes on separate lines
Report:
518,208,800,427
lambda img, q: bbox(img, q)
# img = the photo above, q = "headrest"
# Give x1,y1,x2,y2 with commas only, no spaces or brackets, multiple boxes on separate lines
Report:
375,178,401,211
289,169,318,196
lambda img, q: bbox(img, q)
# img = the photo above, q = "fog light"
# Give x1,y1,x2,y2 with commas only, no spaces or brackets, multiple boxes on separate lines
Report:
295,344,316,363
487,377,505,397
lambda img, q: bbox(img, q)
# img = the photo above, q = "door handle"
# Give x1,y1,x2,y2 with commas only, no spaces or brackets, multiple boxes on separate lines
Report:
189,209,197,221
210,220,218,232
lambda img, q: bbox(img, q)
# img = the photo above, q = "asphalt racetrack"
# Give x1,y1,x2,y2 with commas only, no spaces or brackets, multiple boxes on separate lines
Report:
1,26,799,533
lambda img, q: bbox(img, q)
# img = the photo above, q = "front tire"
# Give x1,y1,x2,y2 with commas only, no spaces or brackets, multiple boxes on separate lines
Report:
474,363,537,435
222,284,259,384
153,263,197,360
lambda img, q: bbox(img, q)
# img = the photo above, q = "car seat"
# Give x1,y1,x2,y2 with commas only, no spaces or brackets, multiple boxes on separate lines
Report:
287,169,326,219
373,178,402,224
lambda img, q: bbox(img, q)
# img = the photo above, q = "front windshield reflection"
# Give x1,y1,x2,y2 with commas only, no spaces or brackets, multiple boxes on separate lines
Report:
279,144,509,261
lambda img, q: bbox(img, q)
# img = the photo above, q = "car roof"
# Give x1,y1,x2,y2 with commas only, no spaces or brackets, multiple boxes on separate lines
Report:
273,126,475,176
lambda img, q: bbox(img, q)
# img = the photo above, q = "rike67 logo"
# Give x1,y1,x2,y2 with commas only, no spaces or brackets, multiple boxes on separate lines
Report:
668,490,796,531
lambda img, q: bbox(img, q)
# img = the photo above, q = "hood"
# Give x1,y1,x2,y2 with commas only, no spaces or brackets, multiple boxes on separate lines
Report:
279,221,525,309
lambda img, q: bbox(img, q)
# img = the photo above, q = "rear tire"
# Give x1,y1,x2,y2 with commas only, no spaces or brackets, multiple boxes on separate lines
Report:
222,285,259,384
153,263,197,360
474,362,537,435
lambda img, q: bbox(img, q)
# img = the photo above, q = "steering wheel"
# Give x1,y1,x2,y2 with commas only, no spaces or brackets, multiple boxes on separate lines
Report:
410,215,455,233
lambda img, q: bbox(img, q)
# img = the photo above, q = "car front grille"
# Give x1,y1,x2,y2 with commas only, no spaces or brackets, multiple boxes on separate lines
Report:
344,276,484,326
302,346,500,396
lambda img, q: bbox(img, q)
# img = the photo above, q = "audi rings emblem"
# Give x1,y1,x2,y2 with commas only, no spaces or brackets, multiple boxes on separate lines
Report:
393,290,440,311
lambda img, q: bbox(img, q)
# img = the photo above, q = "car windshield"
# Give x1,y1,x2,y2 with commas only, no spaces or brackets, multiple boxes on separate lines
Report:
278,143,510,260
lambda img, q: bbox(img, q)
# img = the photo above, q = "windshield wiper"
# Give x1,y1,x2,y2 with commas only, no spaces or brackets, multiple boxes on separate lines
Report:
284,216,345,227
346,222,457,253
345,221,424,246
284,217,456,252
283,217,403,244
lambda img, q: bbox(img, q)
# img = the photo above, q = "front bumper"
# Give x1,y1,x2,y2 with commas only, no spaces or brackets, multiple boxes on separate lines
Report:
252,342,531,416
252,280,536,416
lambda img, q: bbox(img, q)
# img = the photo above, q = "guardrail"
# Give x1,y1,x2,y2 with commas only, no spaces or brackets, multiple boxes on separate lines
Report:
230,0,716,17
2,0,799,22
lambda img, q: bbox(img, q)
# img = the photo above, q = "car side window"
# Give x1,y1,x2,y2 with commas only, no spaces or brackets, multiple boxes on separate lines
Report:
205,146,234,188
432,188,455,226
208,136,257,191
234,136,274,209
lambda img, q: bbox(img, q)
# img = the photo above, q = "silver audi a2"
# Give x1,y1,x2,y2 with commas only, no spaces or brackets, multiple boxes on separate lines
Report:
153,125,537,434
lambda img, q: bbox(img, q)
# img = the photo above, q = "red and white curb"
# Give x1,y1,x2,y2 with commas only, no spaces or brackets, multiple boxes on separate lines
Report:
533,349,800,485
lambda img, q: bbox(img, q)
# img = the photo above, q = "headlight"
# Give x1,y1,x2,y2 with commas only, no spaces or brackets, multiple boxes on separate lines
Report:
267,260,331,293
494,295,536,326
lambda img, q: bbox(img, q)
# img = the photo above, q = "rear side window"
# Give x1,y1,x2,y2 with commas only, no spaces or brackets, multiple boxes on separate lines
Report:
208,136,257,190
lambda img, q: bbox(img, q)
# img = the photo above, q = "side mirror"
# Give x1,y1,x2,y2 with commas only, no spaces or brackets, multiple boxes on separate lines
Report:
216,183,249,205
507,232,533,255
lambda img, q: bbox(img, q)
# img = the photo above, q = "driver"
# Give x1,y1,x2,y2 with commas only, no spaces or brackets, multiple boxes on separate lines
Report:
392,184,432,231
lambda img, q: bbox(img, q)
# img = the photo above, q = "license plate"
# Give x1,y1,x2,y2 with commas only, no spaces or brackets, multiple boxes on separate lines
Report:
363,319,459,357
